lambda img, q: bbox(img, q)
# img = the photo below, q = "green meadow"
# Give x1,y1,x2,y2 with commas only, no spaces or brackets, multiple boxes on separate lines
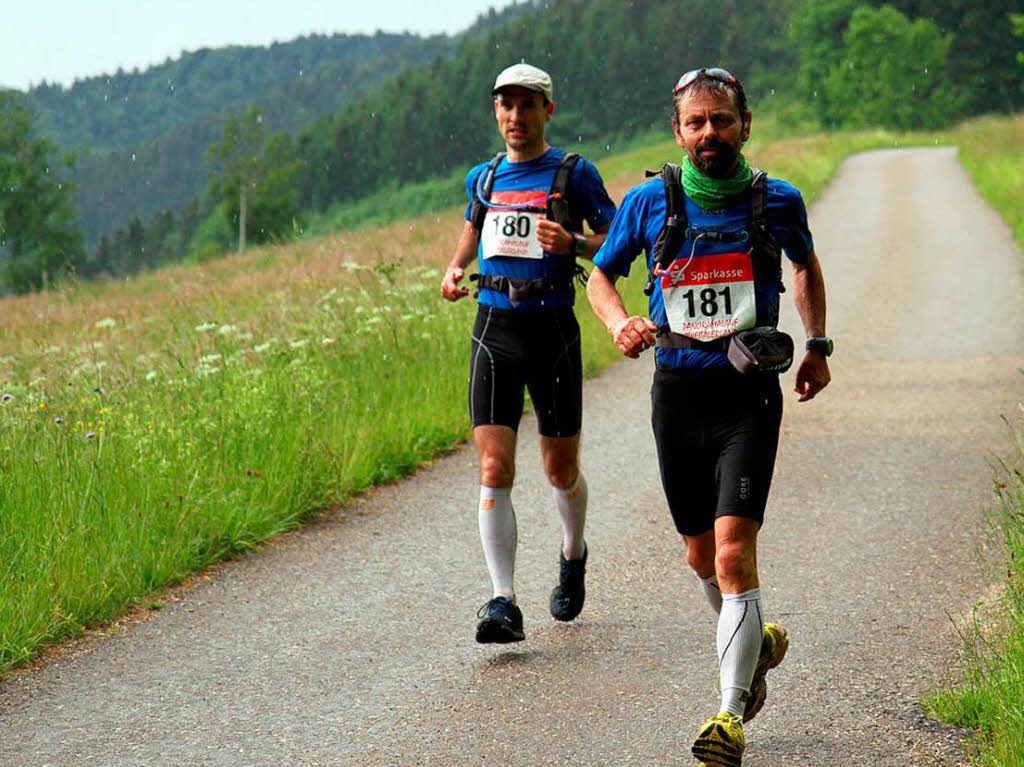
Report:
1,114,1021,722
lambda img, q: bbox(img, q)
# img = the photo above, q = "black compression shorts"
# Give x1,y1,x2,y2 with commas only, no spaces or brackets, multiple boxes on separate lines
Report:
650,365,783,537
469,305,582,438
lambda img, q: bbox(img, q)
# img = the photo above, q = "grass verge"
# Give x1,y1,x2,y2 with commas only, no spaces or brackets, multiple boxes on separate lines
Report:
921,113,1024,765
951,114,1024,250
922,417,1024,766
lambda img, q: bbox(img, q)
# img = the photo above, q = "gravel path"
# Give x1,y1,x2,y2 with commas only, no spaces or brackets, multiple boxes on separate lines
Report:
2,147,1022,766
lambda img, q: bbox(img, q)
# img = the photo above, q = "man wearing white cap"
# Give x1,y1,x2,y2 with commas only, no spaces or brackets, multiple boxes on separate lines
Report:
440,63,616,644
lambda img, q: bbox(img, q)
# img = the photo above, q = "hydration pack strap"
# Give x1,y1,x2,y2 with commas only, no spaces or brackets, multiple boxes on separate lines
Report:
471,273,576,307
692,230,748,243
469,152,506,235
646,164,783,295
469,151,581,236
547,152,580,227
749,168,768,235
749,168,785,293
654,330,729,352
645,163,687,296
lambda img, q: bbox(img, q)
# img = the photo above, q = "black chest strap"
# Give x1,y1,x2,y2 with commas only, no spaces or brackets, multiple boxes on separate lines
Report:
469,151,582,236
644,163,687,296
547,152,580,227
644,164,782,296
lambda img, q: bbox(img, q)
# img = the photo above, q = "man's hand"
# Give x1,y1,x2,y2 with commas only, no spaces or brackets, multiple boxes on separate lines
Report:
608,315,658,359
440,266,470,301
794,352,830,401
536,220,573,254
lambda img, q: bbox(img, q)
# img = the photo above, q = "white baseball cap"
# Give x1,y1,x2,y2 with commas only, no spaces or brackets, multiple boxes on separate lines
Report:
492,63,553,102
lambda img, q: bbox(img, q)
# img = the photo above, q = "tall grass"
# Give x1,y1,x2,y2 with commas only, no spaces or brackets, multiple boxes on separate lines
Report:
0,122,987,673
923,421,1024,766
0,261,473,666
921,113,1024,766
952,114,1024,250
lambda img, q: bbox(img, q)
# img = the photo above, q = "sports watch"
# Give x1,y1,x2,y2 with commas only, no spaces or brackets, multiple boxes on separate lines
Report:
572,232,587,256
805,337,834,357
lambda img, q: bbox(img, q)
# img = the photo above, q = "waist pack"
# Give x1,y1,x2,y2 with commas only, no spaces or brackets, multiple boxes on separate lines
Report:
471,266,588,307
726,327,794,375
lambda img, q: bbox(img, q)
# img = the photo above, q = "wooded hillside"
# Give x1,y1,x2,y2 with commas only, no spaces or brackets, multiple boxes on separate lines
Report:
2,0,1021,293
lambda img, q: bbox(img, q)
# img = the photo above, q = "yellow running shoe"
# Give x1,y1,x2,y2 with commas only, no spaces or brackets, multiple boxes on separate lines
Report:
692,711,745,767
743,622,789,723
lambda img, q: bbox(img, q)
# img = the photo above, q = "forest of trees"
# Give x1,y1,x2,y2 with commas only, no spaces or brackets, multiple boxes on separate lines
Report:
1,0,1022,293
22,3,535,248
37,32,455,244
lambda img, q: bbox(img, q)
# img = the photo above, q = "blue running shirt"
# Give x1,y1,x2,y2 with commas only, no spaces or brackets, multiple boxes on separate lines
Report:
465,147,616,311
594,175,813,369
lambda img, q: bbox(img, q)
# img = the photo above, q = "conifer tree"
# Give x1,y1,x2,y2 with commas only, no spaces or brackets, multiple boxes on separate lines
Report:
0,92,84,293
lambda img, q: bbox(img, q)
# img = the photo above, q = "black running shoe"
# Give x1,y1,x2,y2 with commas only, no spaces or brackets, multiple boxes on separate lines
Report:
549,544,587,622
475,596,525,644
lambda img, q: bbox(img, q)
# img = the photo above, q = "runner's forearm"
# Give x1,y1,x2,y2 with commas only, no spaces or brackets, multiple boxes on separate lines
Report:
586,266,629,331
448,221,479,271
792,251,827,338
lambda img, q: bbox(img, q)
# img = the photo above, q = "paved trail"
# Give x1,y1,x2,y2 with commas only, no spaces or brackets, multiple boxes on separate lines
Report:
2,147,1023,766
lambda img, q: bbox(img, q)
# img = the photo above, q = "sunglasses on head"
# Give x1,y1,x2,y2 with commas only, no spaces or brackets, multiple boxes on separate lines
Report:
673,67,744,97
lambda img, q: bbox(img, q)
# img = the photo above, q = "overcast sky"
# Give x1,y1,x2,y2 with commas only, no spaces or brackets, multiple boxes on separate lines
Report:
1,0,519,91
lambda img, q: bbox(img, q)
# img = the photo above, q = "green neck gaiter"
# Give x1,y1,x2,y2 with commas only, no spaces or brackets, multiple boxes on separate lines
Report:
681,154,752,211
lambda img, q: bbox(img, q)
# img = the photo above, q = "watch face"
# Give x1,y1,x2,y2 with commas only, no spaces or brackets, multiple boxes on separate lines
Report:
807,338,833,356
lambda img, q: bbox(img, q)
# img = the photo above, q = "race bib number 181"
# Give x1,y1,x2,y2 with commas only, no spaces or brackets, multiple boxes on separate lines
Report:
480,190,546,260
661,251,757,341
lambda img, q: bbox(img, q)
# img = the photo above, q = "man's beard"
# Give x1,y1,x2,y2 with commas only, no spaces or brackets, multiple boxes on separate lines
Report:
689,138,740,178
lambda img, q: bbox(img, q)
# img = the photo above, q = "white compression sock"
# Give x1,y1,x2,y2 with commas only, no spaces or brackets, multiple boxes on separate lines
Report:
552,473,587,560
717,588,765,717
697,572,723,615
478,486,517,600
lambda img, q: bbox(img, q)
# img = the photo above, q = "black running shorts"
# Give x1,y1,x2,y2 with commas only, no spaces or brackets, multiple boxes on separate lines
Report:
650,365,783,537
469,305,583,438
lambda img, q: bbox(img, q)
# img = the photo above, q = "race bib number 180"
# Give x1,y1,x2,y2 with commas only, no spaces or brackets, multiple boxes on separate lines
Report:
480,190,546,260
661,251,757,341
